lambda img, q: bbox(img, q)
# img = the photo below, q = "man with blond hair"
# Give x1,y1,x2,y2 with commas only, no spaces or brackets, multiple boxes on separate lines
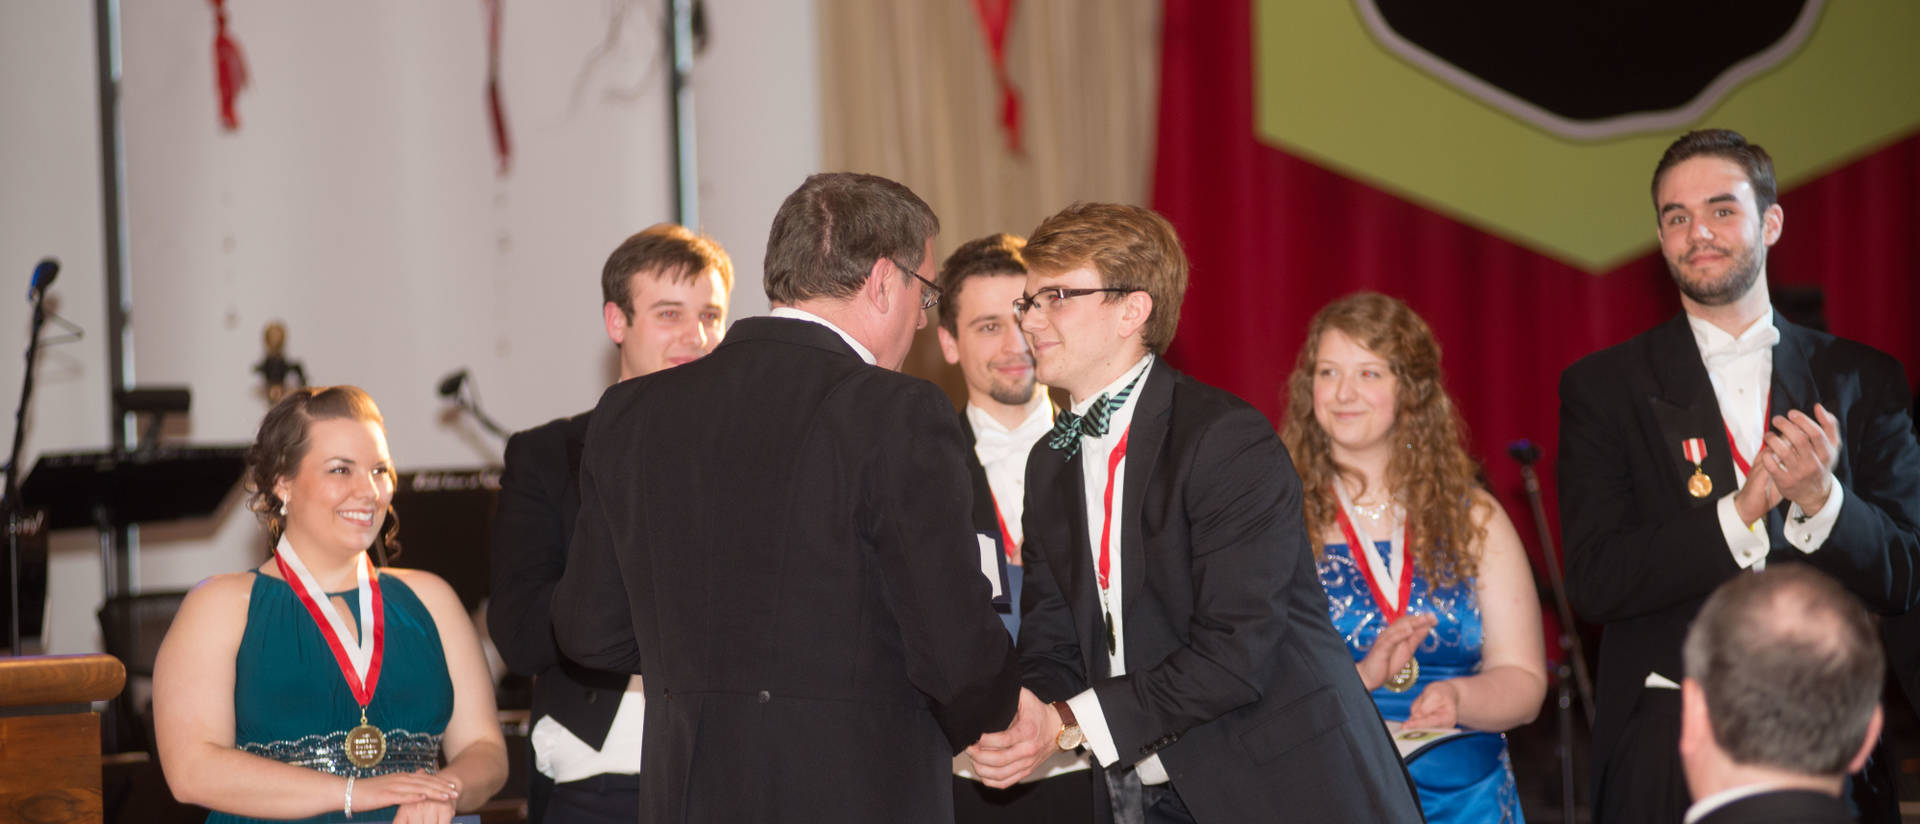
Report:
968,203,1419,822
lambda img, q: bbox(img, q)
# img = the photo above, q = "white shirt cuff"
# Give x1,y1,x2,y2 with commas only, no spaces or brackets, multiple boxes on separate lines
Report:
1785,475,1844,552
1717,494,1770,569
1067,689,1118,766
1065,688,1170,784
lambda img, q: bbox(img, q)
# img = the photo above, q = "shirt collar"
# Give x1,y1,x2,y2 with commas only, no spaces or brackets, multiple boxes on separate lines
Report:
968,395,1055,440
769,307,876,365
1070,354,1155,416
1683,782,1793,824
1686,306,1777,358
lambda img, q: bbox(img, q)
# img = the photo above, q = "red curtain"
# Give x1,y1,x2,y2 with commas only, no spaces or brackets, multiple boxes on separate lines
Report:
1153,0,1920,616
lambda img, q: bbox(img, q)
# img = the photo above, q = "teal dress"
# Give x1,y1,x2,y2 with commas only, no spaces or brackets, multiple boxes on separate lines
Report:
1318,539,1523,824
209,570,454,824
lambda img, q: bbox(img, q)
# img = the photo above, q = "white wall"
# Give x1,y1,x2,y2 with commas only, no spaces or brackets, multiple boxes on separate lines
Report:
2,0,821,654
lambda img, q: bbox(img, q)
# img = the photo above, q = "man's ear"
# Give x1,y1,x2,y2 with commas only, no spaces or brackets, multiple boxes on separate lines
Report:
1762,203,1785,248
1847,704,1885,775
937,326,961,365
862,258,896,314
1679,678,1711,759
604,302,630,346
1117,290,1154,342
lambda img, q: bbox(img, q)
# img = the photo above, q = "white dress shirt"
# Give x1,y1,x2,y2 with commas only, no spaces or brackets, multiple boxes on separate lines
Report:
968,397,1055,550
529,676,645,782
1688,310,1843,570
769,307,876,365
1059,354,1170,784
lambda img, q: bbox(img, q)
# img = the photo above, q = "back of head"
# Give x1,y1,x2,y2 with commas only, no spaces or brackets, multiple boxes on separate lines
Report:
936,233,1027,334
1651,128,1778,214
764,172,939,305
601,223,735,318
1683,565,1882,776
1023,202,1188,354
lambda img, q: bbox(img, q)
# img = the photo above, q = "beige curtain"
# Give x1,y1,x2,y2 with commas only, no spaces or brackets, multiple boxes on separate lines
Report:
818,0,1163,394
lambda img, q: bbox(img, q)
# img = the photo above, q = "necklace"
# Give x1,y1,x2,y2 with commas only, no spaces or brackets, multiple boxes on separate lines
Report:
1349,496,1395,522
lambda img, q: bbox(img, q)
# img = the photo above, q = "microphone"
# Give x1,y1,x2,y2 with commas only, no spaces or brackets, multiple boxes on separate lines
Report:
437,369,469,399
27,258,58,301
1507,439,1542,467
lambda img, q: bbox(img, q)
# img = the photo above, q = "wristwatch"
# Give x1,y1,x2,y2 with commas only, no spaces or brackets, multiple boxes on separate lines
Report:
1052,701,1084,751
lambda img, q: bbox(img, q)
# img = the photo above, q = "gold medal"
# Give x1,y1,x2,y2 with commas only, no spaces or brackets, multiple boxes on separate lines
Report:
1687,469,1713,498
1384,658,1419,693
344,708,387,768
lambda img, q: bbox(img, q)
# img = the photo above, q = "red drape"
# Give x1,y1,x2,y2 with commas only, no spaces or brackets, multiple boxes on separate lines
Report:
1152,0,1920,621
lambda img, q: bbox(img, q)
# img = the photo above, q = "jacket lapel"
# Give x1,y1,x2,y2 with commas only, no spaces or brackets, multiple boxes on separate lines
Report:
1045,444,1105,677
1119,362,1173,640
1646,313,1740,506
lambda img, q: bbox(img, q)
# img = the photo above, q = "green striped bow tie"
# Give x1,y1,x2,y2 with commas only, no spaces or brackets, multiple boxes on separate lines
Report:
1047,367,1146,460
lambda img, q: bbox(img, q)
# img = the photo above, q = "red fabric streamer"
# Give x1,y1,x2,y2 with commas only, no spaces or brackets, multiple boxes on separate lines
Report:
209,0,248,132
971,0,1023,154
485,0,512,175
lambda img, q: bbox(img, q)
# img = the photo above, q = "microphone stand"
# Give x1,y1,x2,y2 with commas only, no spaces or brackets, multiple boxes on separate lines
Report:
1508,440,1595,824
440,372,511,442
5,288,51,656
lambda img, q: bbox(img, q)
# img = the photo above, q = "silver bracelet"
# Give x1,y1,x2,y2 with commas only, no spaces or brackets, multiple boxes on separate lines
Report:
344,774,355,818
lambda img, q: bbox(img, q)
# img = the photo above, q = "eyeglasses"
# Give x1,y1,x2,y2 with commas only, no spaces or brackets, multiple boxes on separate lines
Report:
1012,287,1136,320
893,259,941,310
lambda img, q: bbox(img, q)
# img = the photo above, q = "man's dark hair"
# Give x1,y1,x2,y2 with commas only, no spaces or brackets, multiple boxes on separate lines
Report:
1651,129,1778,217
763,173,939,304
600,223,734,320
1683,565,1883,775
935,233,1027,334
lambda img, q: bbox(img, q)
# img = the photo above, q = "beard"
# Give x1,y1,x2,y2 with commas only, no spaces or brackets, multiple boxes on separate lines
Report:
986,358,1038,406
1666,241,1764,306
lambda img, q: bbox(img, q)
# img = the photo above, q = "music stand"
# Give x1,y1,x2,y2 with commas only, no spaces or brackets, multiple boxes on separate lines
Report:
22,446,248,534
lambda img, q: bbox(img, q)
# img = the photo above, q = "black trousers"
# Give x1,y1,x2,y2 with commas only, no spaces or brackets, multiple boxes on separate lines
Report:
953,771,1096,824
544,773,641,824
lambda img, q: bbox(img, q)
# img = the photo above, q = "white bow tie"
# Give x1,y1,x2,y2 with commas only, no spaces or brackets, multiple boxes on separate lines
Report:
1703,324,1780,370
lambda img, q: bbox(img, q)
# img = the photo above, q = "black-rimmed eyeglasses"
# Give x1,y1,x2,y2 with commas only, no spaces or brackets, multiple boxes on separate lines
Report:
1012,287,1135,320
893,259,941,310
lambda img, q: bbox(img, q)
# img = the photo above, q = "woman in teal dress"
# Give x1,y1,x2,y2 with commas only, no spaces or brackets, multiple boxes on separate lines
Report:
1281,294,1547,824
154,386,506,823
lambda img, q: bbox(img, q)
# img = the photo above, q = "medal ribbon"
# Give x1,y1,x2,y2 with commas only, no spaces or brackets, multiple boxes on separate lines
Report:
990,494,1019,564
1332,483,1413,623
1722,390,1771,480
273,537,384,707
1682,438,1706,466
1096,428,1131,592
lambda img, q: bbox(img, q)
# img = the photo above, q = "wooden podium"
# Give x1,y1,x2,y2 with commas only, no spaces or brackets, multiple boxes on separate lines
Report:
0,654,126,823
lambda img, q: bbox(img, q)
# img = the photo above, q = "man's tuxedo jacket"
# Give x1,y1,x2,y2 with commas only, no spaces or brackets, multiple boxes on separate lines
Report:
490,413,632,747
1559,313,1920,823
1016,362,1422,823
551,317,1021,824
1692,788,1854,824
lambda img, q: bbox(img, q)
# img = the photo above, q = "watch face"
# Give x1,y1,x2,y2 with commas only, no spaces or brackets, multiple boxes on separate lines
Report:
1057,725,1085,751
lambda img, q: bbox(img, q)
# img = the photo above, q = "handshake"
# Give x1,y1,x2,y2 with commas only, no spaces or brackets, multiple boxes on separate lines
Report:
967,687,1070,788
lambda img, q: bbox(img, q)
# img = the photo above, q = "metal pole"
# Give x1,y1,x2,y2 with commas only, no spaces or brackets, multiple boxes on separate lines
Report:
667,0,698,226
94,0,136,599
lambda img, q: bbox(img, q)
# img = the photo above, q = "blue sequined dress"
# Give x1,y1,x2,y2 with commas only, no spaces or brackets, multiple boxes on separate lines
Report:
207,570,454,824
1319,539,1523,824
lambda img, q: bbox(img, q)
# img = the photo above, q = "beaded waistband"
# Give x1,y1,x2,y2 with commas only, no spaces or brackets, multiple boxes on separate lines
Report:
240,728,441,778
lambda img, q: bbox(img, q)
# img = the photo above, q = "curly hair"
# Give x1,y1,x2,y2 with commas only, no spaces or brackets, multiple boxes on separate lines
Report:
244,385,401,561
1279,292,1485,587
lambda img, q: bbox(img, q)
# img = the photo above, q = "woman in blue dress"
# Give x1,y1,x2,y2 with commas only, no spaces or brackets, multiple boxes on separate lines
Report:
1281,293,1547,824
154,386,506,823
